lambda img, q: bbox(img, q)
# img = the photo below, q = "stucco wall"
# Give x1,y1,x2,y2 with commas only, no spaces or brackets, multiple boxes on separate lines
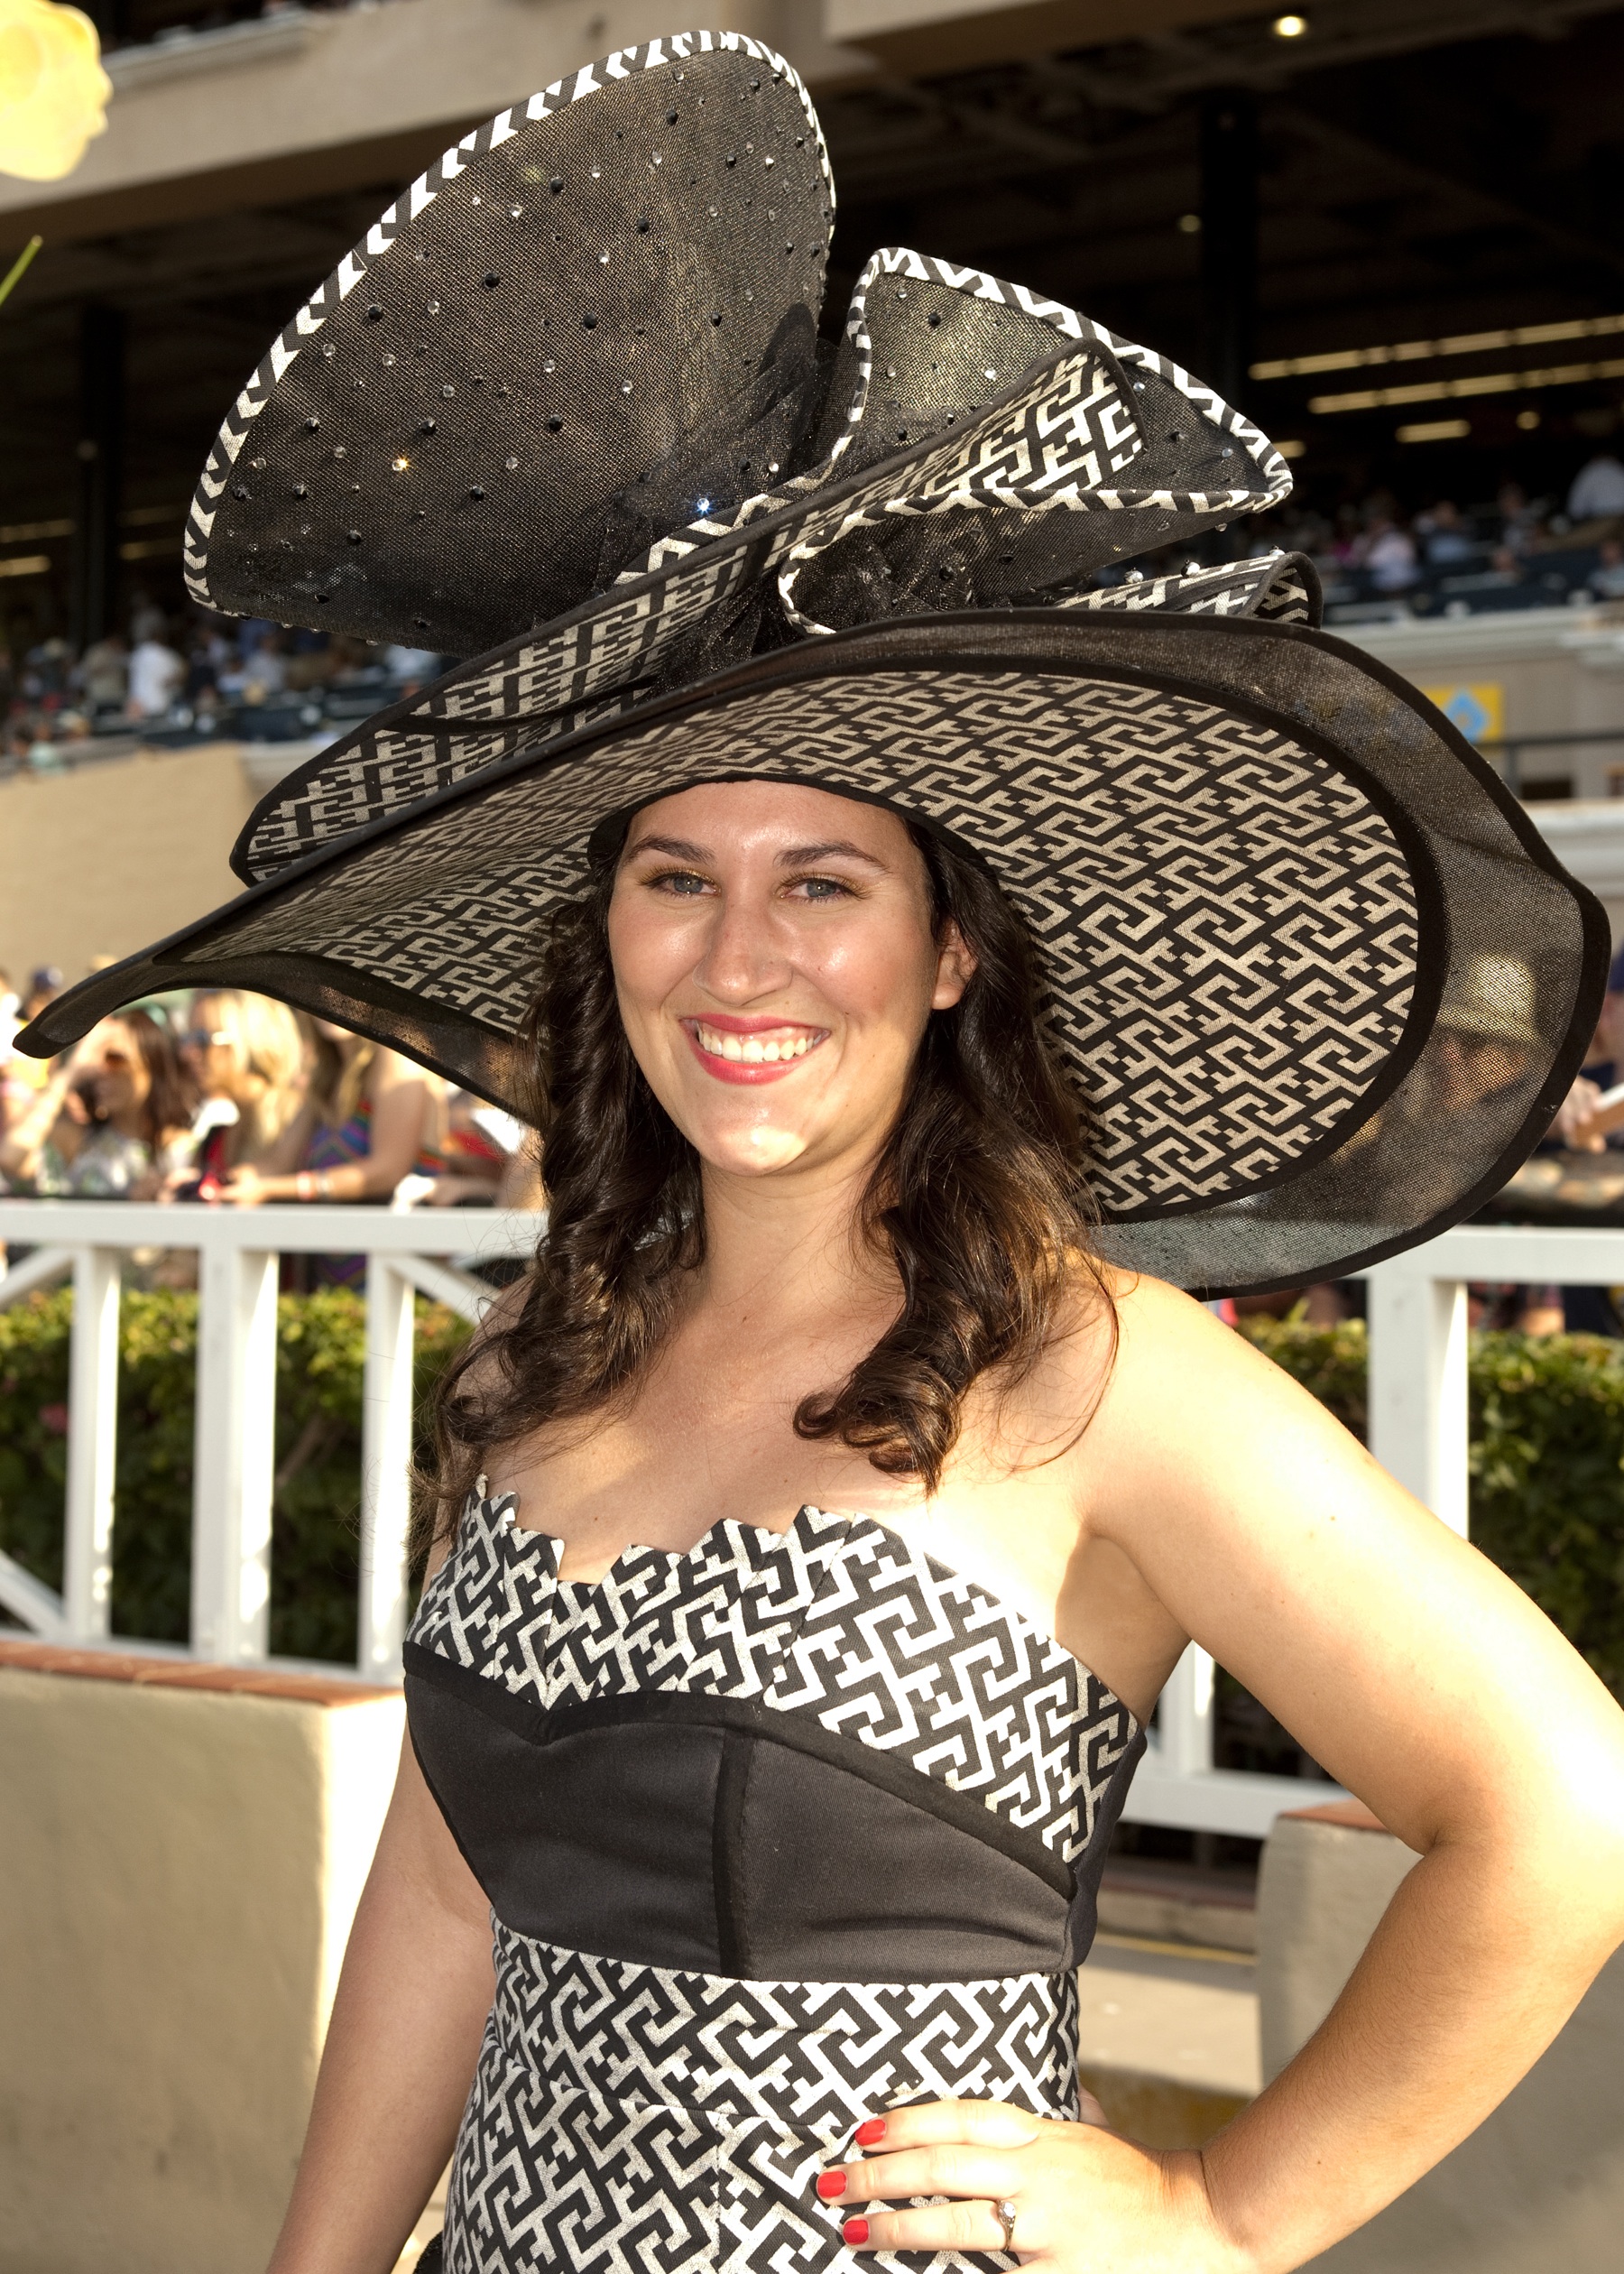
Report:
0,1644,403,2274
0,744,260,994
1259,1799,1624,2274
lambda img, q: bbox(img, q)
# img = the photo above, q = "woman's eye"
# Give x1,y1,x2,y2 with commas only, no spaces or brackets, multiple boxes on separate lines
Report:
649,869,711,896
792,875,853,901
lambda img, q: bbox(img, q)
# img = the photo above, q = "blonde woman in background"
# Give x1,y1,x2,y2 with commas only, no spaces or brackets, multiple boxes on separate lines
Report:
222,1021,446,1210
177,989,309,1193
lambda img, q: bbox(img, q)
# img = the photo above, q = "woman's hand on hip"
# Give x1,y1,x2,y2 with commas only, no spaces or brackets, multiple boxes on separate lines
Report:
817,2096,1250,2274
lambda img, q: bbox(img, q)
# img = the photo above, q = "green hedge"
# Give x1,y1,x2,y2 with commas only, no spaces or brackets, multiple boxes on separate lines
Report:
2,1293,1621,1697
0,1288,470,1661
1241,1317,1624,1701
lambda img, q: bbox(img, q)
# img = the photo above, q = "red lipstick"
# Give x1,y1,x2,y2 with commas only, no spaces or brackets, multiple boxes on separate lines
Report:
680,1014,828,1086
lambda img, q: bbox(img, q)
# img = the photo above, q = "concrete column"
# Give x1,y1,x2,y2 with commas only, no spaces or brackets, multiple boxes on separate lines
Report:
1199,89,1258,413
69,302,124,652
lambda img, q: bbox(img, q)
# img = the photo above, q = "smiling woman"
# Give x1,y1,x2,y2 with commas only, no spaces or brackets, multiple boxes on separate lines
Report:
429,778,1103,1510
14,29,1624,2274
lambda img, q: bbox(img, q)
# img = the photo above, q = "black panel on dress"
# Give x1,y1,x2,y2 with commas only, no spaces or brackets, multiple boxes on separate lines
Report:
406,1646,1076,1982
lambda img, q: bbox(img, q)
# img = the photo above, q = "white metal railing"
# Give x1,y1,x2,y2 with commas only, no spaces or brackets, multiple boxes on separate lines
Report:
2,1206,1618,1835
0,1201,535,1679
1111,1222,1624,1836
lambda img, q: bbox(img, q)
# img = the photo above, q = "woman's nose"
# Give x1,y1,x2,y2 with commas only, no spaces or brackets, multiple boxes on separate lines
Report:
691,893,792,1001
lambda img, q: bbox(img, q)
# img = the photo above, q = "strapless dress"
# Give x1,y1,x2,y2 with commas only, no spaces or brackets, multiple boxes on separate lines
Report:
405,1491,1143,2273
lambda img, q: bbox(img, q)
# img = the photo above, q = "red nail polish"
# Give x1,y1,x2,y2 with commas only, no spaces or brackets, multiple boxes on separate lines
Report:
843,2219,870,2246
854,2119,886,2146
817,2171,846,2200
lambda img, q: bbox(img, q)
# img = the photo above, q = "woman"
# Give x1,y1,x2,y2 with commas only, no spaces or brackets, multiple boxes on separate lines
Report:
219,1025,443,1208
14,40,1624,2274
254,776,1624,2274
177,988,309,1192
0,1007,195,1197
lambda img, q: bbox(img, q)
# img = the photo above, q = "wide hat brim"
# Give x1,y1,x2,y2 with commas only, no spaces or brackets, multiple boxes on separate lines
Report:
24,613,1606,1297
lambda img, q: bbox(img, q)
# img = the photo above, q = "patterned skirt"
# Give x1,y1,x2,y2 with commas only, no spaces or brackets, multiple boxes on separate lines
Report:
439,1922,1078,2273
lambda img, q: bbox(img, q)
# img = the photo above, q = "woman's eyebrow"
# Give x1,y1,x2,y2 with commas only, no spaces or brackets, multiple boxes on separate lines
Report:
624,834,712,862
776,840,890,870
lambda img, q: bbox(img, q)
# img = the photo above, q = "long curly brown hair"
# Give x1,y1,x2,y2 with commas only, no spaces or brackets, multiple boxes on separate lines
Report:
423,820,1112,1548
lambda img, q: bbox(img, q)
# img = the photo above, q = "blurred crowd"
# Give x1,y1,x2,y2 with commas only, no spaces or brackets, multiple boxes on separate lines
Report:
12,453,1624,770
0,973,540,1235
1241,449,1624,621
1,601,447,777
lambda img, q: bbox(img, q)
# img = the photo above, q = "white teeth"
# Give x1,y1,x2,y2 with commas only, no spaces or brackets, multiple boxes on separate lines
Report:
694,1023,817,1063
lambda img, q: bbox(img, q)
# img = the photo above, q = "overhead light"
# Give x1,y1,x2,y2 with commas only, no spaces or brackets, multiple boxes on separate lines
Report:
1277,439,1307,458
0,552,51,578
1176,212,1202,235
1252,309,1624,382
1516,408,1542,430
1310,356,1624,413
1273,13,1309,34
1397,419,1472,444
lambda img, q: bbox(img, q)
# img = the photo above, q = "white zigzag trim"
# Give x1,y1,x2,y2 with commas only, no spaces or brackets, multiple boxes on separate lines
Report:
183,32,831,611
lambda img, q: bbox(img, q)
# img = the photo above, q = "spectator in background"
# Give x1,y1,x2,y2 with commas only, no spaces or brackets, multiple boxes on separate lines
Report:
381,642,443,694
24,965,61,1020
1496,480,1542,556
1415,499,1476,568
20,637,69,706
219,1024,444,1209
127,615,185,719
1567,452,1624,524
0,1010,197,1197
1,966,63,1116
1592,537,1624,598
1363,510,1419,593
428,1090,542,1210
229,632,288,705
183,624,231,724
176,989,309,1195
73,630,128,721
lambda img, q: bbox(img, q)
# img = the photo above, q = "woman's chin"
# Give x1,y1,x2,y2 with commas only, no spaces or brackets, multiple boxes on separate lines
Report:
697,1120,813,1177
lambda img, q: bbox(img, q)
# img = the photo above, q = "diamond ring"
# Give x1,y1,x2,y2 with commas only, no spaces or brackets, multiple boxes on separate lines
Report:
993,2198,1019,2252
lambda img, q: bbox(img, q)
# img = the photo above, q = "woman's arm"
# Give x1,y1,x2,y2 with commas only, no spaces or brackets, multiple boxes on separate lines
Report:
834,1279,1624,2273
1103,1282,1624,2266
250,1097,319,1179
0,1058,80,1181
266,1732,493,2274
225,1056,438,1205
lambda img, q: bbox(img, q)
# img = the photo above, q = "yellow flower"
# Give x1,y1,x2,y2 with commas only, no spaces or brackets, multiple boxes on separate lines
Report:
0,0,111,183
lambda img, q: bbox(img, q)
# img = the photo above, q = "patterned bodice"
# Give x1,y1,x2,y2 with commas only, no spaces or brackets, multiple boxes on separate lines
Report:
408,1493,1141,1983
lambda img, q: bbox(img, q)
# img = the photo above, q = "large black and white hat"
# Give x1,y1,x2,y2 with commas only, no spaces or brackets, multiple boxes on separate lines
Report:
23,31,1606,1293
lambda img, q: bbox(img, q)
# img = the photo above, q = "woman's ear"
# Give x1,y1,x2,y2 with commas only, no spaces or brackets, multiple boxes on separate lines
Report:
932,920,978,1011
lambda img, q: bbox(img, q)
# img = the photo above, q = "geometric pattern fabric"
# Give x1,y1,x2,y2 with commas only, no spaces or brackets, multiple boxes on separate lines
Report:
411,1492,1135,2272
444,1927,1073,2274
217,667,1419,1218
230,243,1291,883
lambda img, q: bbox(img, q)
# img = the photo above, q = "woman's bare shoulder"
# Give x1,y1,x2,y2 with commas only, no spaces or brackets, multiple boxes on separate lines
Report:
1045,1255,1249,1393
1039,1257,1354,1515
